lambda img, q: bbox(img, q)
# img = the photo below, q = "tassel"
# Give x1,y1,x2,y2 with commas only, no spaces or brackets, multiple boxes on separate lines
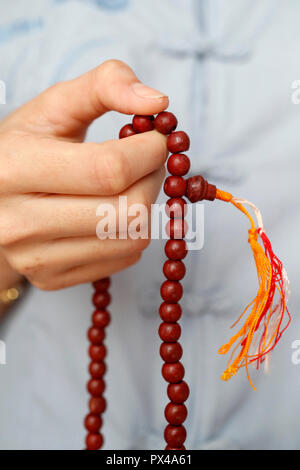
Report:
215,189,291,391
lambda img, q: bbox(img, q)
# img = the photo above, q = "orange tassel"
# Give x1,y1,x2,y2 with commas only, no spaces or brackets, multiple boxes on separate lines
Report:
215,189,291,391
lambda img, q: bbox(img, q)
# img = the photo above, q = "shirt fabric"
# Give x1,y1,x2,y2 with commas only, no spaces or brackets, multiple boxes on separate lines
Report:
0,0,299,450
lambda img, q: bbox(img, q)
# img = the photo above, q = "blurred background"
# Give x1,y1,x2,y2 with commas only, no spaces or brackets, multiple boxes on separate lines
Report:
0,0,299,450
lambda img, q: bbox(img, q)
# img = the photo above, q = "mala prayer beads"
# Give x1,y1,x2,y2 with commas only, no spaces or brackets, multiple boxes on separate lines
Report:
85,111,291,450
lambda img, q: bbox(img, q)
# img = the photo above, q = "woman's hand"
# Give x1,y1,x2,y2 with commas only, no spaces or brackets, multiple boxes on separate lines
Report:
0,60,169,290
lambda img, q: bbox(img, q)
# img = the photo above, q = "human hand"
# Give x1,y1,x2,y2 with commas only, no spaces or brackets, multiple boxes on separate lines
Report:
0,60,169,290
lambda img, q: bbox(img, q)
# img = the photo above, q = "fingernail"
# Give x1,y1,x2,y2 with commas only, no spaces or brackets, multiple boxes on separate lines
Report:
132,82,168,99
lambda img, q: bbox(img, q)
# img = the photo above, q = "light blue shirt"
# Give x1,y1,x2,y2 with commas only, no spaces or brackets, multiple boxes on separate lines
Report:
0,0,299,450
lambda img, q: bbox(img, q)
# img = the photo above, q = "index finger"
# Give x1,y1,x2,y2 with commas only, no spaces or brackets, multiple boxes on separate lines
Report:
3,130,168,195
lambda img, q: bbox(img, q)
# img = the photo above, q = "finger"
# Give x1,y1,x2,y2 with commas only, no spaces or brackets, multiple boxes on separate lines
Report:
5,168,164,241
6,236,150,278
8,60,168,137
3,132,167,195
30,254,141,291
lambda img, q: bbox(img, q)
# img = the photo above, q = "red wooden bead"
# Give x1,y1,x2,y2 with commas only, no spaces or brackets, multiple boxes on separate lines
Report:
159,323,181,342
167,381,190,403
93,278,110,292
162,362,185,383
161,280,183,303
167,154,190,176
132,115,154,133
167,131,190,153
86,432,103,450
119,124,136,139
89,396,106,414
92,292,111,309
164,176,187,197
164,425,187,447
88,326,105,345
87,378,106,396
92,310,111,328
165,402,187,425
165,446,186,450
186,175,216,203
159,303,182,322
89,344,107,362
163,260,186,281
160,342,183,362
89,361,106,379
165,198,187,219
154,112,178,135
165,240,187,260
84,413,103,433
166,219,188,239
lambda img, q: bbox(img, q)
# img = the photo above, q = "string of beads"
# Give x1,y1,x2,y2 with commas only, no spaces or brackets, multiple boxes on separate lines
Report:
85,111,216,450
85,277,111,450
122,112,191,450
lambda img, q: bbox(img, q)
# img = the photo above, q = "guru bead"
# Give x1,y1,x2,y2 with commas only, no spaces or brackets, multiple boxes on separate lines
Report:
167,154,190,176
165,403,187,426
185,175,217,203
167,131,190,153
165,239,188,260
119,124,136,139
132,115,154,133
162,362,185,383
164,176,187,197
160,280,183,303
154,111,178,135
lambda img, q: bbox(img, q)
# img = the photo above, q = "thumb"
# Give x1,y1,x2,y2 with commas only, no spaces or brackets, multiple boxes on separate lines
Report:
15,60,169,138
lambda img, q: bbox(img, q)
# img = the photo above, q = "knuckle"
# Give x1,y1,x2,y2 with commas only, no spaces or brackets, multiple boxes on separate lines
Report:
0,216,22,246
9,254,45,278
95,142,129,195
0,212,36,246
99,59,126,77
